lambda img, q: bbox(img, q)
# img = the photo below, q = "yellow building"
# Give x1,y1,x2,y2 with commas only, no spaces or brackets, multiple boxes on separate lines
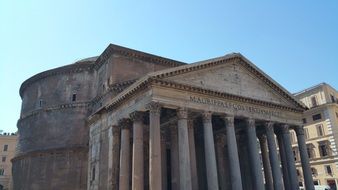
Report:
0,133,17,190
293,83,338,189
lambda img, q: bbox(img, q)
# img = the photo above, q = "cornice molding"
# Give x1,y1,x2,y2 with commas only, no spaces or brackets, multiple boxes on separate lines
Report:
19,63,93,98
104,78,304,114
93,44,186,70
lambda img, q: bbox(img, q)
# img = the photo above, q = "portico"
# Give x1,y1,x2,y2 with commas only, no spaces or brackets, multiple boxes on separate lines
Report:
88,53,314,190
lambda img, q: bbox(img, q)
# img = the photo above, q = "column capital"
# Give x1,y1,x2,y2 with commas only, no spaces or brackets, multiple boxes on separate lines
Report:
245,118,255,127
119,118,132,130
224,115,235,127
279,124,290,134
177,108,188,119
294,125,305,136
130,111,145,122
202,111,212,122
264,121,275,133
146,101,161,115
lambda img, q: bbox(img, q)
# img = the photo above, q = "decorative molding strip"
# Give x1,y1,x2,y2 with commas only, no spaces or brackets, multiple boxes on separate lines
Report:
18,101,91,123
11,145,88,162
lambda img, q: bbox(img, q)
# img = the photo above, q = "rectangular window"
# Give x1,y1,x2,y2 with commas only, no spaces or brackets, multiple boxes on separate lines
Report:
331,94,335,103
307,147,312,158
293,150,297,161
72,93,77,102
311,96,318,107
336,112,338,119
92,167,95,181
2,156,6,162
316,124,324,136
312,114,322,121
319,143,328,157
3,145,8,151
302,118,307,124
325,165,333,175
0,169,4,176
39,99,43,107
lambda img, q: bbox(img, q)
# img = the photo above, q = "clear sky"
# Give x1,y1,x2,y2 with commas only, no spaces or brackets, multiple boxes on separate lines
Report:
1,1,337,133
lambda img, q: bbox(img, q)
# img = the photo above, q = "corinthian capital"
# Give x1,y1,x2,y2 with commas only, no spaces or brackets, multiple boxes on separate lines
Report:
202,111,212,123
294,125,305,136
130,111,144,122
119,118,132,130
146,102,161,115
224,115,235,127
177,108,188,119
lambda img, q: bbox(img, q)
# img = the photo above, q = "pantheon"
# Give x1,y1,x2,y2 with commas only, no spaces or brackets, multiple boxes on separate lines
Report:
13,44,315,190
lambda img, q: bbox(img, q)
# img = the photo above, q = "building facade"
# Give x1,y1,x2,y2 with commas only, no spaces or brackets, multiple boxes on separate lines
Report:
14,44,315,190
293,83,338,189
0,133,17,190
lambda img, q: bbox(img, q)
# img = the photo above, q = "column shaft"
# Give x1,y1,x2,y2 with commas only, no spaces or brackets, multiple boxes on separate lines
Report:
216,134,227,190
131,112,144,190
225,115,243,190
259,135,273,190
170,125,179,190
108,126,120,190
119,119,132,190
177,108,192,190
161,133,168,190
188,120,198,190
148,102,162,190
277,133,291,190
295,126,315,190
265,122,284,190
280,125,299,190
246,118,265,190
203,112,219,190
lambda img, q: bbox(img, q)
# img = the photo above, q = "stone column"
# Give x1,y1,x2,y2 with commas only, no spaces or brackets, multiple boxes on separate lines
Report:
277,133,291,190
224,115,243,190
258,134,273,190
202,111,219,190
119,118,132,190
245,118,265,190
131,111,145,190
170,124,179,190
188,119,198,190
295,126,315,190
265,122,284,190
177,108,192,190
280,125,299,190
161,132,167,190
147,102,162,190
108,125,120,190
215,134,227,190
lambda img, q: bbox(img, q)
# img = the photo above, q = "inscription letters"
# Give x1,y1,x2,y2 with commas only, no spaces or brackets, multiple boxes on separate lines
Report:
190,96,281,117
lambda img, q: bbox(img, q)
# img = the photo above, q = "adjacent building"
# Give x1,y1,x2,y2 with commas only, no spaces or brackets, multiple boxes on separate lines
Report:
0,132,17,190
14,44,315,190
293,83,338,189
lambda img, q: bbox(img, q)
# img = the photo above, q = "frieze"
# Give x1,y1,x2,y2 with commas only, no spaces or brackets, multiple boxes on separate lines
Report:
189,96,282,118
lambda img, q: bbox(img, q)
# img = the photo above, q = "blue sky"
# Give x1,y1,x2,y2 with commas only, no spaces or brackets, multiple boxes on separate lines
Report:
0,1,337,132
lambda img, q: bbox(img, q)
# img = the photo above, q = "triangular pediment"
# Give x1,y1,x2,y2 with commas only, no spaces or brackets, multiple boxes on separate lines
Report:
150,54,305,109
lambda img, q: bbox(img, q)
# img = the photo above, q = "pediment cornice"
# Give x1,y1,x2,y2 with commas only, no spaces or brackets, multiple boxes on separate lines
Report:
104,53,307,112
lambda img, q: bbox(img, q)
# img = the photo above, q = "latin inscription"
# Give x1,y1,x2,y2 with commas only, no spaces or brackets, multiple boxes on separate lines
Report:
190,96,281,117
